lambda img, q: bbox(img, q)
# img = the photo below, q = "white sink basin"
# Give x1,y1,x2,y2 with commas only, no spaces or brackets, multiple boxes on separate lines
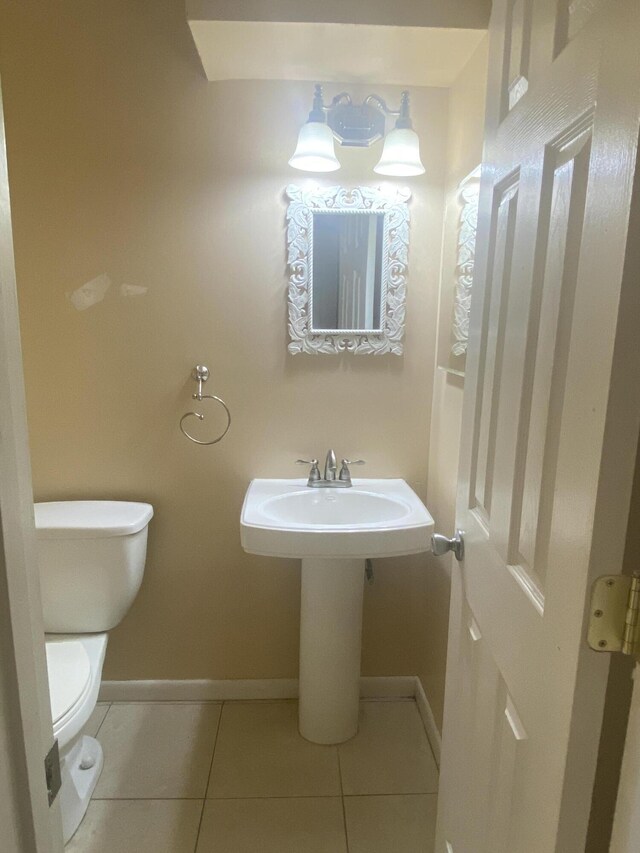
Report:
241,478,434,559
240,477,434,745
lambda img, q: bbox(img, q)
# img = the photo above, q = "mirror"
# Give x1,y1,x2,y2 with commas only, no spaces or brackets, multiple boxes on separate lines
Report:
312,213,384,332
286,185,411,355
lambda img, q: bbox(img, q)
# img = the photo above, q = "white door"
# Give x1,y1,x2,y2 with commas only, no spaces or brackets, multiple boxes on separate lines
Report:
610,664,640,852
0,76,63,851
436,1,640,851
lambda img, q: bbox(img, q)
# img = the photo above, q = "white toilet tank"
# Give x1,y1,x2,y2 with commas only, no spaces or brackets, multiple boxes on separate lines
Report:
35,501,154,633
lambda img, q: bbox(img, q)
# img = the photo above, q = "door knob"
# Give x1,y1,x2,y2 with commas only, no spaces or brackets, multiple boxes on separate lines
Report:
431,530,465,562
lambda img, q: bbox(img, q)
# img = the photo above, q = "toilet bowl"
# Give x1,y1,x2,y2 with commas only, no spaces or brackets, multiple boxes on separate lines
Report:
46,633,107,843
36,500,153,844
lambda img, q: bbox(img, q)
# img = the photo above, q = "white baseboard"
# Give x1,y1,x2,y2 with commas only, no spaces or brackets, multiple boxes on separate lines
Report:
99,675,417,704
99,675,441,763
414,676,442,767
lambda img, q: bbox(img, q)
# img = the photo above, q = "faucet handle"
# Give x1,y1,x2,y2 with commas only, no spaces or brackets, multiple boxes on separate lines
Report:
296,459,321,483
339,459,365,482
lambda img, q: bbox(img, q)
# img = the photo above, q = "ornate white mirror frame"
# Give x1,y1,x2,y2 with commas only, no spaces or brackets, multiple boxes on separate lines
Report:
285,185,411,355
450,166,481,365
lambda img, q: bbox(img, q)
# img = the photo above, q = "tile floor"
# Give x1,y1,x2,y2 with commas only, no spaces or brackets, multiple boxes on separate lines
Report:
68,699,438,852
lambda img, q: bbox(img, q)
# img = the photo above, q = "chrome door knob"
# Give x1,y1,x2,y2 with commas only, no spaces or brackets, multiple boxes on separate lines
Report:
431,530,465,562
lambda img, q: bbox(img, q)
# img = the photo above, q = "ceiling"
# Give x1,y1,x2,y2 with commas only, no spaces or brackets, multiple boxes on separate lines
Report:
186,0,491,30
187,20,487,87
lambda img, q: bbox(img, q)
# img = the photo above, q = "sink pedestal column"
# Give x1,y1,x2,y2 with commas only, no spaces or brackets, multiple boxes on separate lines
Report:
298,558,364,744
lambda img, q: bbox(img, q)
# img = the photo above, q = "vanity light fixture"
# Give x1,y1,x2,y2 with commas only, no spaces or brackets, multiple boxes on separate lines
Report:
289,85,425,177
288,85,341,172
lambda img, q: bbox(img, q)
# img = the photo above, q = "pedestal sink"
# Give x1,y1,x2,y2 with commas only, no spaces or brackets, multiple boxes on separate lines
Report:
240,479,434,744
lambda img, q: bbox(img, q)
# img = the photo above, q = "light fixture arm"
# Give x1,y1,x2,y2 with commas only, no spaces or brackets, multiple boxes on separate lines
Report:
307,86,352,122
363,93,400,117
365,91,413,128
330,92,352,108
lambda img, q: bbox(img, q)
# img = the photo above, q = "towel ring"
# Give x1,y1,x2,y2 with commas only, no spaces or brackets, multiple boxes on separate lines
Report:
180,365,231,446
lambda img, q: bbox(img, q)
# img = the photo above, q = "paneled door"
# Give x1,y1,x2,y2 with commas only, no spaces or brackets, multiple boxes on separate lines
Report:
436,1,640,851
0,77,63,850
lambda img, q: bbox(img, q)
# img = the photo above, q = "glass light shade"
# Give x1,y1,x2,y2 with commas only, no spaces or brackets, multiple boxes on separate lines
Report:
288,121,340,172
374,127,425,177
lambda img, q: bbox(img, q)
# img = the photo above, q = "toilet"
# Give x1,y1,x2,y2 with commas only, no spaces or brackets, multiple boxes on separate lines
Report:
35,500,153,844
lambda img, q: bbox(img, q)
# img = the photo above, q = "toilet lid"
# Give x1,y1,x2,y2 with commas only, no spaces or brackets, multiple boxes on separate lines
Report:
46,640,92,725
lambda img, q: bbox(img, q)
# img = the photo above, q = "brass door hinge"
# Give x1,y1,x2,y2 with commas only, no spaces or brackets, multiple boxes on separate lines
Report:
44,740,61,806
588,573,640,660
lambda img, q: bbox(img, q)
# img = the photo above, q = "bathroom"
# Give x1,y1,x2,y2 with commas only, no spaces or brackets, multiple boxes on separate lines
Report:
1,1,640,852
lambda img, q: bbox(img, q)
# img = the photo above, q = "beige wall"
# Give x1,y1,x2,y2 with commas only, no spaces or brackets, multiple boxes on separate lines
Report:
0,0,448,682
418,37,489,729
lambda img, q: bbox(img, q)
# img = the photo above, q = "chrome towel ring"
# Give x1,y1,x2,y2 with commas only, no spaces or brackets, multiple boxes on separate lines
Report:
180,365,231,446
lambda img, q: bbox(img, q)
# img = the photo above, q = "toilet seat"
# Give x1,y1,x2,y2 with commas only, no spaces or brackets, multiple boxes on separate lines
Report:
46,639,92,728
45,633,108,751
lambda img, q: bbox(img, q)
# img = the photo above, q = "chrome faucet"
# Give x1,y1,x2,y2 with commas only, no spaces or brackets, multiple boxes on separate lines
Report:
324,449,337,481
296,451,365,488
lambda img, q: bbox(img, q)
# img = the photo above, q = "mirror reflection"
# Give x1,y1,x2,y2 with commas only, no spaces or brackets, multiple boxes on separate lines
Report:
312,212,385,331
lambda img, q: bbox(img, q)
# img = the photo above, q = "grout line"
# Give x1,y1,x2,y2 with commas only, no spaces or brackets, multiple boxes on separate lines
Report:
90,792,436,802
107,700,224,706
337,745,350,852
336,746,344,799
94,702,111,738
90,797,207,802
342,791,439,798
103,697,412,706
92,794,348,802
193,700,225,851
91,797,210,802
205,794,345,801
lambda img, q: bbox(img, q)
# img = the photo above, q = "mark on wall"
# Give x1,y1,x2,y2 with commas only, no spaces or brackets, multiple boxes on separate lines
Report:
120,283,148,298
66,275,149,310
67,273,111,311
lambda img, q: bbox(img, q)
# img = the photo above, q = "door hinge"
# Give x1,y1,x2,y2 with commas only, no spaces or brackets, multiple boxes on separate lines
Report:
588,572,640,660
44,739,61,806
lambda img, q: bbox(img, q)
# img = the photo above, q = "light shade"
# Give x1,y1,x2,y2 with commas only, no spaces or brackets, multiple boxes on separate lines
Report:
374,127,425,177
289,121,340,173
